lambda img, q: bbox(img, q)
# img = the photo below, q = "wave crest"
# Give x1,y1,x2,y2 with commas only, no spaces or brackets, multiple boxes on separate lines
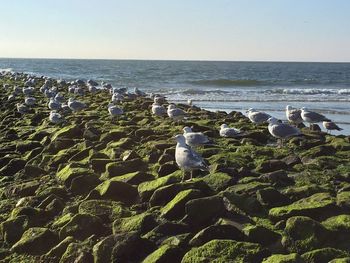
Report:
188,79,265,87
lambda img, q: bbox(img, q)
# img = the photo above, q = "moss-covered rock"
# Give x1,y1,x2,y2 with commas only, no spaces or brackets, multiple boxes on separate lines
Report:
243,225,281,246
93,235,115,263
181,239,269,263
60,242,93,263
0,215,29,244
262,253,304,263
59,213,107,240
269,192,338,221
142,244,181,263
11,227,58,255
161,189,202,220
282,216,331,253
301,247,349,263
200,172,233,192
113,212,157,234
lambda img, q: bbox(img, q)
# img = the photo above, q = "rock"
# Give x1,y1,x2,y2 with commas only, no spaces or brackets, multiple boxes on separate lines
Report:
11,227,58,255
222,190,265,216
301,248,349,263
269,192,338,221
262,253,304,263
243,225,281,246
201,172,233,192
111,232,155,262
113,212,157,234
181,239,269,263
337,191,350,211
138,171,182,201
149,180,212,207
16,141,42,154
282,155,301,167
78,199,130,222
93,235,115,263
184,195,226,227
90,179,139,205
158,153,174,165
143,222,190,244
282,216,331,253
59,213,107,240
0,216,29,244
60,242,93,263
256,187,291,207
260,170,294,186
158,162,179,177
256,159,288,173
45,236,75,260
189,224,244,247
0,158,26,176
322,214,350,233
103,158,147,179
142,244,181,263
51,125,82,141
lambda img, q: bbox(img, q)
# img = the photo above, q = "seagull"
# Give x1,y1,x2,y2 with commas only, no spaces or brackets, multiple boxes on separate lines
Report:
167,104,186,121
48,98,61,110
153,95,167,104
301,107,330,127
13,86,22,95
54,92,65,103
88,85,97,93
219,124,241,138
151,103,166,116
286,105,303,124
74,86,85,96
108,103,124,121
246,108,271,124
16,103,29,114
49,111,64,124
40,85,49,93
187,99,193,106
8,93,16,101
24,97,36,106
68,98,86,112
267,117,301,146
182,126,209,147
68,85,76,93
323,121,343,134
134,87,146,97
23,87,34,96
175,134,209,181
112,93,124,103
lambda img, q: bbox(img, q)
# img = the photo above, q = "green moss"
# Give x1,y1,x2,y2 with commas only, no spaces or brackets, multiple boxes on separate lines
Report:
138,171,182,200
142,244,179,263
322,215,350,232
161,189,202,220
181,239,267,263
262,253,304,263
113,212,156,234
269,193,336,221
301,248,349,263
226,181,270,195
337,191,350,209
200,172,233,192
52,213,74,228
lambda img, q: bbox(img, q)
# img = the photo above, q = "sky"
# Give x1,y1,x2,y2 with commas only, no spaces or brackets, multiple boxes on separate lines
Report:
0,0,350,62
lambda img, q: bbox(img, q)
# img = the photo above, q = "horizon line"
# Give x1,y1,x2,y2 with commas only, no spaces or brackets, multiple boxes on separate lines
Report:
0,56,350,64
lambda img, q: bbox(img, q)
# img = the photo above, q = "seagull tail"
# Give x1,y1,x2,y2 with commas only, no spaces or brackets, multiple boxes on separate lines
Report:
199,161,210,172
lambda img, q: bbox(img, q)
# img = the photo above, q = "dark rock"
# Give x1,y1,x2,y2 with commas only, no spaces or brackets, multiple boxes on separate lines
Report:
0,158,26,176
256,187,291,207
158,162,179,177
260,170,294,186
256,159,288,173
189,224,244,247
243,225,281,245
11,227,58,255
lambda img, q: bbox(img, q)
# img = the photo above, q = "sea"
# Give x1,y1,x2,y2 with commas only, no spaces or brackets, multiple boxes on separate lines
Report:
0,58,349,135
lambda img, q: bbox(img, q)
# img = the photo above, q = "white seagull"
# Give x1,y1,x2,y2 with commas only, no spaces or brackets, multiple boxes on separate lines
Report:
108,103,123,120
285,105,303,124
175,134,209,181
167,104,186,121
49,111,64,124
48,98,61,111
182,126,209,147
219,124,241,138
68,98,87,112
24,97,36,106
151,103,166,117
267,117,301,146
322,121,343,134
246,108,271,124
301,107,330,127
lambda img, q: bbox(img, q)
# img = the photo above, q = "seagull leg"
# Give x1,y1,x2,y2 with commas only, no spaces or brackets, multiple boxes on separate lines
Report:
181,170,186,182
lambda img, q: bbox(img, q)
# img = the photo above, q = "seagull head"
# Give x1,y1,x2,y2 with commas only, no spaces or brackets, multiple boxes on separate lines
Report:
183,126,192,133
220,124,228,129
174,134,186,144
286,105,293,111
267,117,279,124
246,108,256,113
300,107,308,112
168,104,176,110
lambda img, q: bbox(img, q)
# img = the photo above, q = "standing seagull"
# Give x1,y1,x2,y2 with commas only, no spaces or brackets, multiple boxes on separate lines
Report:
48,98,61,110
175,134,209,181
267,117,301,146
219,124,241,138
16,103,29,114
68,98,87,112
49,111,64,124
182,126,209,147
151,103,166,117
108,103,123,121
24,97,36,106
301,107,330,127
286,105,303,125
323,121,343,134
167,104,186,122
246,108,271,124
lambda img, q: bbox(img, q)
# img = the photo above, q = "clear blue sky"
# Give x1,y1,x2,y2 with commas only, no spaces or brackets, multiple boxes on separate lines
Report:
1,0,349,61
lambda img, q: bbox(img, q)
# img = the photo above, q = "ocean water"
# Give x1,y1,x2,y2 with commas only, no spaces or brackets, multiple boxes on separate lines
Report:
1,58,349,135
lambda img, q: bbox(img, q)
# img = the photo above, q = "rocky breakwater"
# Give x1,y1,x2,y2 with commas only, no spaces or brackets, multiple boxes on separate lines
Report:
0,71,350,263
